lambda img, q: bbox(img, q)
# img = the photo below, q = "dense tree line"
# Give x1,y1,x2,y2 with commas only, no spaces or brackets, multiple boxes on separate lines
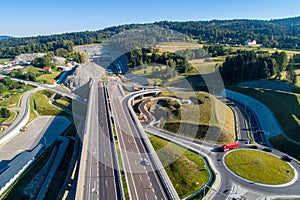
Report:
1,17,300,58
156,17,300,49
220,50,297,82
0,77,25,93
176,45,231,60
127,48,191,73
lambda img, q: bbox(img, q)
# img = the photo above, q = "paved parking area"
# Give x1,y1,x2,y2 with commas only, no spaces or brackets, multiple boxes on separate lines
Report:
0,116,71,160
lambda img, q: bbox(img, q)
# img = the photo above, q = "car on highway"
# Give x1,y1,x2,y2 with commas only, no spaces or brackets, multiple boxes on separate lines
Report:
20,126,27,132
249,145,258,149
281,155,292,162
142,158,149,166
262,148,272,152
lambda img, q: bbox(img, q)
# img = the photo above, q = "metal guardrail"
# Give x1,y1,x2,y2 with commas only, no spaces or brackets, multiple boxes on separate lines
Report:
103,85,125,200
145,127,215,200
125,91,180,200
75,79,95,200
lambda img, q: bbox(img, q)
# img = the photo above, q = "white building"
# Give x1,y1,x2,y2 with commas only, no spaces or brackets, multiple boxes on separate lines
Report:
245,39,257,45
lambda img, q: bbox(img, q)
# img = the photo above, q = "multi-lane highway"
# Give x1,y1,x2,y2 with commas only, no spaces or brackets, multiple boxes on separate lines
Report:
107,81,173,200
77,80,121,200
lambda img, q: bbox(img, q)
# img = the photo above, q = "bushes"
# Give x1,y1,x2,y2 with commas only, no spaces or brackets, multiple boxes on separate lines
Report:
0,107,10,118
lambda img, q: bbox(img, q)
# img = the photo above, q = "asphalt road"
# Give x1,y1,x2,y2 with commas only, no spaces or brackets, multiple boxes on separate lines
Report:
0,87,42,143
81,81,120,200
136,92,300,199
108,81,169,200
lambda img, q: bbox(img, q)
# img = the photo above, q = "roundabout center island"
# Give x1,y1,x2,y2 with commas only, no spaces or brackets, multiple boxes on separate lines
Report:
224,149,296,185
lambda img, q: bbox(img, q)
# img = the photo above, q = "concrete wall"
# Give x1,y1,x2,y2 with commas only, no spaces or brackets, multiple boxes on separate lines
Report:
221,89,284,138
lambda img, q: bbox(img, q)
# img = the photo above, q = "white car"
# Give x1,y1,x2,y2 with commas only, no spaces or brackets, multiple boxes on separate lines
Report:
142,158,149,166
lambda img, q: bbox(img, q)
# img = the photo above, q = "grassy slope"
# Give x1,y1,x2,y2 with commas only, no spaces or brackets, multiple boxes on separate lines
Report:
229,87,300,160
159,92,235,143
36,70,61,84
0,85,34,125
229,87,300,142
149,136,209,199
225,150,295,184
30,90,64,120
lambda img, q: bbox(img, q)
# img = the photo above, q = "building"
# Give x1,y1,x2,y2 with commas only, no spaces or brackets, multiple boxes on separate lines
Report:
245,39,257,45
43,66,52,74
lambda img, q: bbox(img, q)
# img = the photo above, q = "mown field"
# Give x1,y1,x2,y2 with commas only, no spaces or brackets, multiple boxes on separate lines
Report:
149,135,209,199
225,149,295,185
30,90,65,121
155,42,204,53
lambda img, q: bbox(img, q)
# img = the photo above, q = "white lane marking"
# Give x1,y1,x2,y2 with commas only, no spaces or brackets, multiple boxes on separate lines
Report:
148,176,150,181
105,179,108,187
152,188,155,193
145,192,149,200
154,195,158,200
135,160,137,165
139,175,142,181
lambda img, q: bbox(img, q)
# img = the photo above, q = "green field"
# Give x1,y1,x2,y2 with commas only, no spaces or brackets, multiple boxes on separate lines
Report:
55,97,72,110
36,70,61,84
149,136,209,199
30,90,64,121
155,42,204,53
0,84,34,126
131,65,168,76
155,92,235,143
189,59,219,74
225,149,295,185
228,87,300,159
229,87,300,141
0,58,11,64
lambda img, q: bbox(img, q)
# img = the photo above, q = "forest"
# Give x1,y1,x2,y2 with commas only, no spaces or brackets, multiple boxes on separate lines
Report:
221,51,298,83
0,16,300,58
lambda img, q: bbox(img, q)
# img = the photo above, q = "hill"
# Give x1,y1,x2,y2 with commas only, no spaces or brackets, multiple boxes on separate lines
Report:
0,16,299,58
0,36,12,40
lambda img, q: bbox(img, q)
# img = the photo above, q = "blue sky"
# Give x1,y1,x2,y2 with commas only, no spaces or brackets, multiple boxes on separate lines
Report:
1,0,299,37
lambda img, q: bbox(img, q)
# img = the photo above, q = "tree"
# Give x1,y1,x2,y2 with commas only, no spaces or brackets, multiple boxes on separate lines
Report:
33,56,52,68
286,61,296,84
0,83,7,93
0,108,10,118
271,51,288,79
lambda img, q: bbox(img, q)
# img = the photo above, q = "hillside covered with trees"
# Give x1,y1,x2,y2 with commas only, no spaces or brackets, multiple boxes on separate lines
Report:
0,17,300,58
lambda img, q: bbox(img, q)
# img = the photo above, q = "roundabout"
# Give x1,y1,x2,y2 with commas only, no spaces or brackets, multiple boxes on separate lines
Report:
223,149,297,186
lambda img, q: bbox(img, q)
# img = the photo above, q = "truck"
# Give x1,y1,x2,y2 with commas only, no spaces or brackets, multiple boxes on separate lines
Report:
223,142,240,152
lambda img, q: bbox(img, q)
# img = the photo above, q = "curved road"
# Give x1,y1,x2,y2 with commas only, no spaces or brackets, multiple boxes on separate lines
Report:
136,92,300,199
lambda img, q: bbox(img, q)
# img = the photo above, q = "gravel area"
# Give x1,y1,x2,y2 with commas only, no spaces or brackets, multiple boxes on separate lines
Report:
63,61,105,90
14,53,46,62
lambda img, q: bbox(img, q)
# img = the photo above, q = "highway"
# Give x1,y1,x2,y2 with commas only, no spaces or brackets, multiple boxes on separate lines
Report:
78,80,121,200
107,81,172,200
